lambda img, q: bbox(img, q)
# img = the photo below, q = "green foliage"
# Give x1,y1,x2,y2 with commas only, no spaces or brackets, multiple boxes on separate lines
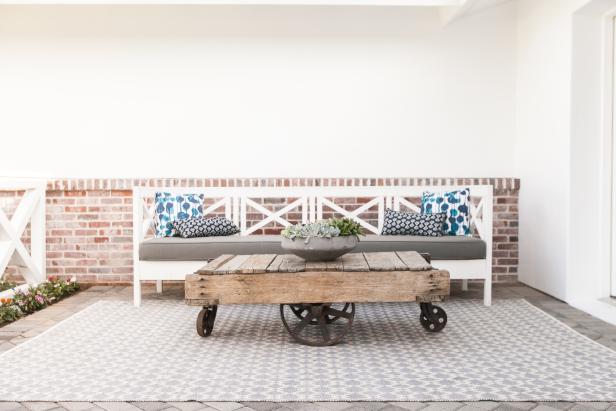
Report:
280,218,363,239
0,280,16,293
12,287,49,314
328,218,364,237
0,305,21,324
38,277,80,302
0,277,80,326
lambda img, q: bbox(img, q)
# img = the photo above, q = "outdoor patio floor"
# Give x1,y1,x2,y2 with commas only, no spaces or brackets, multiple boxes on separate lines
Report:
1,282,615,411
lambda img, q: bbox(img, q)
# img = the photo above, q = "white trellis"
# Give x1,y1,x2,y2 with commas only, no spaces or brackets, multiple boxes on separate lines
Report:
0,179,46,293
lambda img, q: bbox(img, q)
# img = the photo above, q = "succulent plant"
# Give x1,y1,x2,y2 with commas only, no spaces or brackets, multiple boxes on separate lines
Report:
280,218,363,240
281,221,340,240
328,218,364,237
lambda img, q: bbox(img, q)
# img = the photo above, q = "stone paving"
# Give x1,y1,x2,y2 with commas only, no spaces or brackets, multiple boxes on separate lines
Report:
0,282,615,409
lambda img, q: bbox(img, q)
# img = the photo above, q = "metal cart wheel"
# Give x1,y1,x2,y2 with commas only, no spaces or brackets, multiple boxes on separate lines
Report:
419,303,447,332
196,305,218,337
288,303,352,325
281,303,355,346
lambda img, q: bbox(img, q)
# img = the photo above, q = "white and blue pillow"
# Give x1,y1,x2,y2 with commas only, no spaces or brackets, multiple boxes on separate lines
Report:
421,188,471,236
381,209,446,237
154,192,204,237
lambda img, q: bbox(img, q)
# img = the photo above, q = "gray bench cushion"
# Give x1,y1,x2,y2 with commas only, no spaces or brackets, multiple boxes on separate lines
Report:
139,234,486,261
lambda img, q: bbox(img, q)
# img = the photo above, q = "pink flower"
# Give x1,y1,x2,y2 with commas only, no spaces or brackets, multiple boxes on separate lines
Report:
35,295,45,304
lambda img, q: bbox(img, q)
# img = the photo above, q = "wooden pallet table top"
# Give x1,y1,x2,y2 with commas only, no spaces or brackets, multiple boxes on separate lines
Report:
194,251,434,275
185,251,450,307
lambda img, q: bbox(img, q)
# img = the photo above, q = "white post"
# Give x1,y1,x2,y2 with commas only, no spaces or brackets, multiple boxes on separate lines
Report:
30,186,46,283
132,187,142,307
483,186,494,306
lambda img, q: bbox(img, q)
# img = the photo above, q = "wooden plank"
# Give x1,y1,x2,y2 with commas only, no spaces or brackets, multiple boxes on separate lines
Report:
326,259,343,271
266,255,285,273
214,255,251,274
395,251,432,271
238,254,277,274
195,254,235,274
278,254,306,273
305,261,328,272
340,253,369,272
364,252,408,271
186,269,450,305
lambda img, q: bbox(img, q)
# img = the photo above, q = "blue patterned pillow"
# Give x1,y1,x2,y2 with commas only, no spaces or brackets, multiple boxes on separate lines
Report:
154,193,204,237
421,188,471,236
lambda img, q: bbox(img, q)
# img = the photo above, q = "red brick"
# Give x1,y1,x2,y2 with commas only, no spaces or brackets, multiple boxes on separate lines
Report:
3,177,520,284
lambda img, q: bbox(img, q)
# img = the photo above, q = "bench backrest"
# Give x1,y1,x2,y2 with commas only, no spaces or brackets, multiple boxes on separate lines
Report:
133,185,493,248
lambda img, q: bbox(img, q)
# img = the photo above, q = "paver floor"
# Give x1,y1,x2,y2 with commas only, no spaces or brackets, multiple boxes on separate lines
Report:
1,282,615,409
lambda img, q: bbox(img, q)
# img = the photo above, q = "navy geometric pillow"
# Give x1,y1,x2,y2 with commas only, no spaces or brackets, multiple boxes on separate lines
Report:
381,209,446,237
173,217,240,238
154,193,204,237
421,188,471,236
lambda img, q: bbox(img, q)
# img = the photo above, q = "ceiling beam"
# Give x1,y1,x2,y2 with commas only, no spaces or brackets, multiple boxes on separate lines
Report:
439,0,479,26
0,0,463,5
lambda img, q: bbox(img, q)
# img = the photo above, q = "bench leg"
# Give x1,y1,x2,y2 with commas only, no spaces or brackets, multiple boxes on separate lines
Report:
134,277,142,307
156,280,163,294
483,276,492,306
461,279,468,291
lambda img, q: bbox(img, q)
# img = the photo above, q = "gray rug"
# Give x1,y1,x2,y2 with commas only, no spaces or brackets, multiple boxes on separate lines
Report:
1,299,616,402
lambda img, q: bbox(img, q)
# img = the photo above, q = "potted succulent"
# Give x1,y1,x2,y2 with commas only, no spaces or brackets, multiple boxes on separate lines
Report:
280,218,364,261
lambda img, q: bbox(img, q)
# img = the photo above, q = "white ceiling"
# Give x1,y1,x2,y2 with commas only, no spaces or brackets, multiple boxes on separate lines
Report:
0,0,515,25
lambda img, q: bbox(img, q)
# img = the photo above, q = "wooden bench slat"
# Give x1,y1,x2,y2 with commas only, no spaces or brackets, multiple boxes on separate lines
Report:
364,252,408,271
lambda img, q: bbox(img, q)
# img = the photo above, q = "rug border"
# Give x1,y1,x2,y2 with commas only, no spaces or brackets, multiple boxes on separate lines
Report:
520,299,616,356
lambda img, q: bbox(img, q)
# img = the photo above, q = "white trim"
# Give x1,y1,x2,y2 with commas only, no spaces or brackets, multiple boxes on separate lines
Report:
132,185,493,307
601,10,616,299
611,15,616,298
0,178,46,286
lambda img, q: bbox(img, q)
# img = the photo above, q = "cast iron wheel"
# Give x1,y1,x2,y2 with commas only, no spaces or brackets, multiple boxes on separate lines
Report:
281,303,355,346
289,303,351,324
419,303,447,332
196,305,218,337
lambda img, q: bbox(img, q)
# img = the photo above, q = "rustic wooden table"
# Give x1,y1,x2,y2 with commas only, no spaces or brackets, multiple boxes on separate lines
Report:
185,251,450,346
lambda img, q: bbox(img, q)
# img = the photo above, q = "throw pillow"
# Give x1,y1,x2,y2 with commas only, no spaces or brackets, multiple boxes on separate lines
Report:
381,208,446,236
154,192,204,237
173,216,240,238
421,188,471,236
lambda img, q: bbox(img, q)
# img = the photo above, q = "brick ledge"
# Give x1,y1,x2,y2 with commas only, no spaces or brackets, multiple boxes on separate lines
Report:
48,177,520,191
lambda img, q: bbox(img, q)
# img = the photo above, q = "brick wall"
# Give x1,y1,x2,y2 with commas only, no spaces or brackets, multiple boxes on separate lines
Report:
2,177,520,284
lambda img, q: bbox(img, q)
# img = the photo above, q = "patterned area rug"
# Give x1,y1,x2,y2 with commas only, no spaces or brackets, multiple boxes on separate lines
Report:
1,299,615,402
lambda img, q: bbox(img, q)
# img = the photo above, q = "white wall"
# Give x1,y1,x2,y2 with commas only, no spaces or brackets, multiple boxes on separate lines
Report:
515,0,588,300
0,4,517,178
515,0,616,325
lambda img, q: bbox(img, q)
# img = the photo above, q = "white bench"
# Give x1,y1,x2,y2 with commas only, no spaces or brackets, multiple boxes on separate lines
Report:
133,185,493,306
